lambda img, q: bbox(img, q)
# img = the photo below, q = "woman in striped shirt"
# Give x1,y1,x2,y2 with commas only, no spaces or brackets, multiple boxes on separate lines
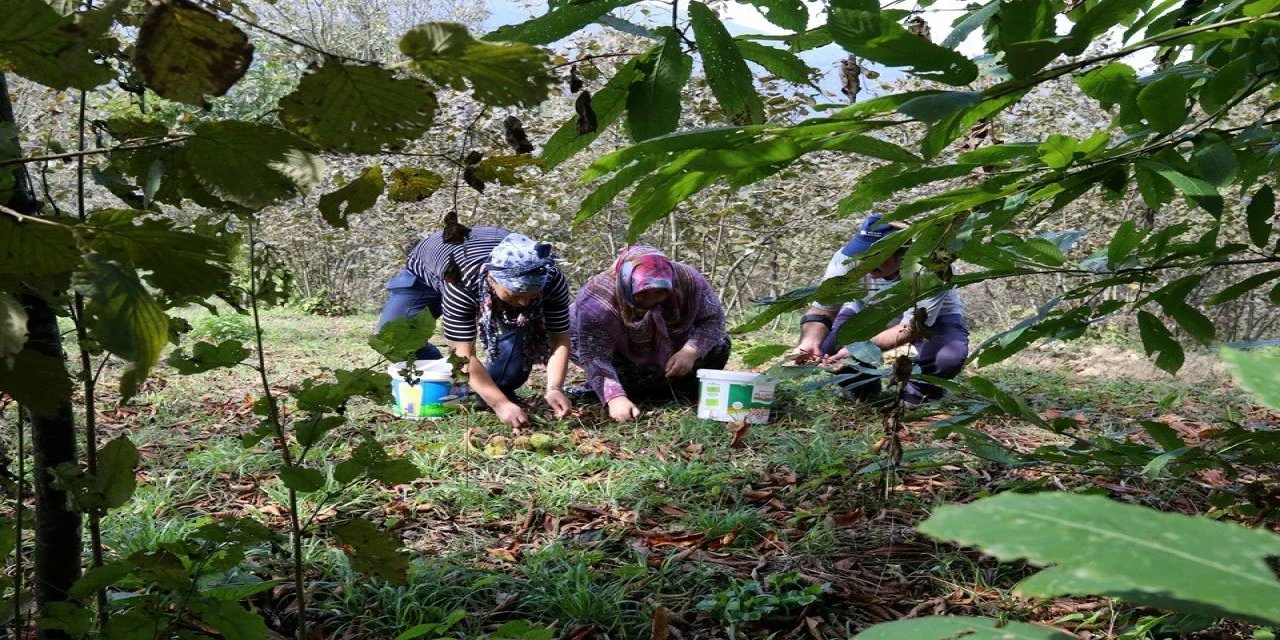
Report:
376,227,573,429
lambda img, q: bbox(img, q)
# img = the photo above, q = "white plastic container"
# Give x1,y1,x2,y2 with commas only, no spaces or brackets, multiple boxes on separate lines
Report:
695,369,778,424
387,359,455,419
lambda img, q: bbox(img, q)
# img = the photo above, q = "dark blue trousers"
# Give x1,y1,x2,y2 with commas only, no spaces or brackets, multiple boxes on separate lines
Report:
376,269,531,400
821,310,969,403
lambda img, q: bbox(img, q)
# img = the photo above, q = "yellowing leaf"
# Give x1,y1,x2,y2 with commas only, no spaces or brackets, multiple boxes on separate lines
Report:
134,0,253,107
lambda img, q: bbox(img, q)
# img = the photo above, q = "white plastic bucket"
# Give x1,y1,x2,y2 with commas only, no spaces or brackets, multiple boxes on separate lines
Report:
387,359,455,419
696,369,778,424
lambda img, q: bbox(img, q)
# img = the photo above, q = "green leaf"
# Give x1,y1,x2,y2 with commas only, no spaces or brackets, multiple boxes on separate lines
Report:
943,0,1002,48
857,617,1075,639
1220,347,1280,411
318,165,385,229
1064,0,1148,55
992,0,1057,51
690,2,766,125
828,0,978,86
838,163,977,214
0,293,28,361
1244,0,1280,16
736,0,809,31
1137,73,1189,134
332,518,410,584
0,348,73,415
70,562,133,600
1207,269,1280,306
627,34,691,141
294,415,345,448
1191,132,1237,186
1076,62,1137,111
386,167,444,203
99,436,139,509
919,492,1280,624
897,91,982,123
1199,55,1250,114
1003,39,1063,78
134,0,253,106
734,40,813,86
78,260,169,401
741,343,791,367
0,0,116,90
336,436,422,486
575,156,659,226
1140,161,1223,216
167,340,250,374
1137,309,1184,374
279,61,437,154
184,121,324,209
1247,185,1274,249
1134,163,1175,209
1106,220,1143,269
400,22,553,108
0,214,78,278
369,315,438,361
486,0,637,44
279,466,325,493
626,168,716,240
83,209,237,303
191,599,271,640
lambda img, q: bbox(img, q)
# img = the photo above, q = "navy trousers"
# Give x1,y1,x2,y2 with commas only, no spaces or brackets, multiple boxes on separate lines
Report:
376,269,531,400
821,310,969,403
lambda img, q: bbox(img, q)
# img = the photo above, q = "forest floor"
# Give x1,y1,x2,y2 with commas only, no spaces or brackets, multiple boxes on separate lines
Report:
62,308,1280,639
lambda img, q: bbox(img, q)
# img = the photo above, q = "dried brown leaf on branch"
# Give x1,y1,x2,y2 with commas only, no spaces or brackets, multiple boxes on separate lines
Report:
442,209,471,244
503,115,534,154
569,64,584,93
905,15,932,40
576,90,598,134
839,56,862,101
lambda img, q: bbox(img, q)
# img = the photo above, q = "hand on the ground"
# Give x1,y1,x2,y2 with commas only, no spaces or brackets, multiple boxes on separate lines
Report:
821,348,852,371
545,388,572,418
607,396,640,422
665,345,699,377
494,400,529,430
789,341,822,364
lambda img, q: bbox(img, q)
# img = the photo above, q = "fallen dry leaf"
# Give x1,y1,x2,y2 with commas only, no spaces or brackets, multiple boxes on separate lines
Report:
650,605,670,640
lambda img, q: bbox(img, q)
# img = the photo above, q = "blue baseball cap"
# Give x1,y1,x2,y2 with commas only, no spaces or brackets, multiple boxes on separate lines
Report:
840,215,902,256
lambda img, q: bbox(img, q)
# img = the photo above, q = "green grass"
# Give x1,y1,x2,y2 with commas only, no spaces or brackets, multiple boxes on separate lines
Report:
29,306,1266,640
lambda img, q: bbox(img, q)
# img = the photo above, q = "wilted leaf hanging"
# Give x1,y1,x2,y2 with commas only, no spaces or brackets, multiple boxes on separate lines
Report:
387,167,444,202
905,14,932,40
569,65,584,92
399,22,553,108
442,210,471,244
839,56,862,101
442,255,464,287
134,0,254,107
318,165,385,229
576,90,599,134
278,60,438,154
503,116,534,154
463,150,485,193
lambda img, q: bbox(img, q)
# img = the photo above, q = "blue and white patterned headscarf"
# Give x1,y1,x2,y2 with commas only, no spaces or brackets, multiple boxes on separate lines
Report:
485,233,555,293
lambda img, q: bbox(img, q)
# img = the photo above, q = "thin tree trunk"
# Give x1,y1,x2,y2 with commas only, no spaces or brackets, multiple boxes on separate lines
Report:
2,72,83,640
